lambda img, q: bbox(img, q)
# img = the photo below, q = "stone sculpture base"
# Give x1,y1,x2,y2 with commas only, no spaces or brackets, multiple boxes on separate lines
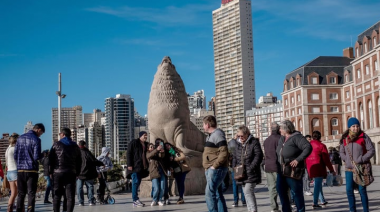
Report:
139,167,207,197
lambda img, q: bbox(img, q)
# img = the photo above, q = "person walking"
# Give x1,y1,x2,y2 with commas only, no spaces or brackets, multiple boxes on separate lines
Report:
276,120,312,212
77,140,104,206
96,147,113,204
339,117,375,212
165,142,192,204
14,123,44,212
49,127,82,212
127,131,150,207
233,125,263,212
305,131,336,209
228,135,246,207
5,133,19,212
263,123,281,212
302,135,313,196
41,150,52,204
202,115,229,212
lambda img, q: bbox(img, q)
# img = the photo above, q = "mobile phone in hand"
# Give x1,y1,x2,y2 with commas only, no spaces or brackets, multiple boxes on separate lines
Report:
160,142,164,147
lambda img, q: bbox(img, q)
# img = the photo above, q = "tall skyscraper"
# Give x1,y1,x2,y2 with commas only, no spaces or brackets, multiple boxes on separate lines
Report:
104,94,135,160
52,106,83,142
83,109,105,127
212,0,256,138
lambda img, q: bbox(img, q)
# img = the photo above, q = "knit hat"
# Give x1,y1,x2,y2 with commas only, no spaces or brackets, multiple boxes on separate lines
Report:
347,117,360,128
139,131,147,138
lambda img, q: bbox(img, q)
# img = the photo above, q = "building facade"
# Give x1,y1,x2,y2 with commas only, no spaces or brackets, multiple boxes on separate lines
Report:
212,0,256,139
104,94,135,160
83,109,105,127
188,90,207,115
52,105,83,142
190,110,215,133
88,122,103,157
0,133,9,164
24,121,34,133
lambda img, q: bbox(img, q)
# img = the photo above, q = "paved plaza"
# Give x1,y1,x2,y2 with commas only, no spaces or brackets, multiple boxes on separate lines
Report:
2,174,380,212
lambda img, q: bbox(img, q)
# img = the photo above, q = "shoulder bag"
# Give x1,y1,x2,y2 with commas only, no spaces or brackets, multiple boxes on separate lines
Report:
280,140,304,180
234,144,247,181
346,143,374,187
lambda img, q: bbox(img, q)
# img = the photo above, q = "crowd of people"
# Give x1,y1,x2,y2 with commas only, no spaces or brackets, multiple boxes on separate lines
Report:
0,115,376,212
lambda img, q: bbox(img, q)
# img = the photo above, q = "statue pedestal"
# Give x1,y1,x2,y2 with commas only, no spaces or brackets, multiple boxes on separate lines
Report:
138,167,206,197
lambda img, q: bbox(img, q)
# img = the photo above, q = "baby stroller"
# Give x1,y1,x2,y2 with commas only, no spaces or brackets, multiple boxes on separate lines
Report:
96,172,115,205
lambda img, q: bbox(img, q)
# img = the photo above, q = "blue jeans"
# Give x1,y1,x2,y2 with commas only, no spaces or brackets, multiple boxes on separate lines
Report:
44,176,52,202
231,171,245,203
76,179,95,204
345,171,369,212
152,168,167,202
174,172,188,199
205,167,228,212
312,177,326,205
277,172,305,212
131,172,142,201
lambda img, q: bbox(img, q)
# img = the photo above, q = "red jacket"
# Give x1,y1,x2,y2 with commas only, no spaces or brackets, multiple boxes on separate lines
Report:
306,140,334,179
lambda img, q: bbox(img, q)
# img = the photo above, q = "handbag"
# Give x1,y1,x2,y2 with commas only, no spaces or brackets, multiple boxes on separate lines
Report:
346,144,374,187
234,145,247,181
280,141,304,180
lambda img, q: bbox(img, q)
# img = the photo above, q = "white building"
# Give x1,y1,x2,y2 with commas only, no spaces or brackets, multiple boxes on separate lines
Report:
24,121,34,133
88,122,103,157
188,90,207,115
76,125,88,143
105,94,135,160
212,0,256,138
83,109,104,127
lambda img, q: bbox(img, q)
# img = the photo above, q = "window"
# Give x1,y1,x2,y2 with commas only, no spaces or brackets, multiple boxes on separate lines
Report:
312,94,319,100
375,60,379,71
366,65,370,75
285,99,288,106
290,81,293,88
332,130,339,135
312,107,320,113
357,69,361,79
330,93,338,100
329,77,336,84
364,42,367,53
291,97,294,104
375,37,377,47
292,110,295,116
360,103,364,128
347,105,351,111
369,100,373,129
298,108,301,114
297,94,301,102
312,118,320,127
356,47,359,57
285,112,289,117
331,106,339,112
299,119,302,128
311,77,318,84
345,75,349,83
331,118,338,126
346,91,350,98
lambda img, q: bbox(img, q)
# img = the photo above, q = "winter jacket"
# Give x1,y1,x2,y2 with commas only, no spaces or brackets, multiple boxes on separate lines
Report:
127,138,149,175
233,135,263,184
330,150,342,165
79,146,104,180
49,137,82,175
97,147,113,173
306,140,334,179
14,130,42,171
203,128,229,169
263,132,281,173
276,131,312,171
147,149,167,180
41,156,50,176
340,132,375,169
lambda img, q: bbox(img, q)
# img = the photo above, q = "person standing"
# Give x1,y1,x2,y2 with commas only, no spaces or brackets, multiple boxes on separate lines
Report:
127,131,149,207
305,131,336,209
14,123,44,212
41,150,52,204
49,128,82,212
96,147,113,204
228,135,246,207
5,133,19,212
202,115,229,212
77,140,104,206
339,117,375,212
233,125,263,212
263,122,281,212
302,135,313,196
147,140,167,206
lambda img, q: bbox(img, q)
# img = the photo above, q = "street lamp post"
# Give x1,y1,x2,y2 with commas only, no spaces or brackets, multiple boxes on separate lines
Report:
56,73,66,140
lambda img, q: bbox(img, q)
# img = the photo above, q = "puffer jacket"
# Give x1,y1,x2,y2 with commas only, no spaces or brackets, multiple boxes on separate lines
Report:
14,130,42,171
146,149,167,180
340,132,375,169
233,135,263,184
79,146,104,180
49,137,82,175
97,147,113,173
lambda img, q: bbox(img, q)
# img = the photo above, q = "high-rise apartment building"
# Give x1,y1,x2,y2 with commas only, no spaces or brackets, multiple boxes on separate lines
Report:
188,90,207,115
104,94,135,160
24,121,34,133
52,106,83,142
88,122,103,157
0,133,9,164
212,0,256,138
83,109,105,127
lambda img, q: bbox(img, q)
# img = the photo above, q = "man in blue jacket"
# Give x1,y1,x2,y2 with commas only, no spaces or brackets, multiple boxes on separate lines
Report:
14,123,44,212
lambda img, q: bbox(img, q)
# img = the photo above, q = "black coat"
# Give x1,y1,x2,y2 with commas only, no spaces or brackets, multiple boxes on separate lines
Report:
233,135,263,184
78,147,104,180
263,132,281,173
127,139,149,177
41,156,50,176
49,137,82,175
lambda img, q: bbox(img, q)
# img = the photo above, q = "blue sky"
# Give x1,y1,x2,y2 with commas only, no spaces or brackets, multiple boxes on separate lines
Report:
1,0,380,150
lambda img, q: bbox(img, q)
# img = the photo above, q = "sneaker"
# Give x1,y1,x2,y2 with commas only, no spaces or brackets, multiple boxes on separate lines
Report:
232,202,238,207
78,203,84,206
151,201,158,206
133,200,145,207
312,204,322,209
320,202,328,207
89,202,94,206
158,201,165,206
44,201,52,204
242,201,246,206
305,191,313,196
177,198,184,204
165,199,171,205
354,189,359,194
